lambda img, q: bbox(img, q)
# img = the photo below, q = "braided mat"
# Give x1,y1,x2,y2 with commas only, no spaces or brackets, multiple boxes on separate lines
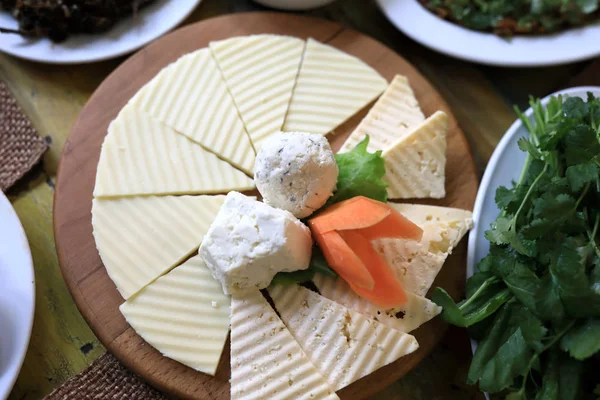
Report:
0,80,48,191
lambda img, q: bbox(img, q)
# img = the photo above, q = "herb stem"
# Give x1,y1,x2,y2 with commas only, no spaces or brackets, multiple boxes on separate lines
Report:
513,164,549,227
459,277,499,310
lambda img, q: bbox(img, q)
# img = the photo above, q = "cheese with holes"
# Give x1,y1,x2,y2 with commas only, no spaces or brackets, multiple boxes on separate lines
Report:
94,104,255,197
92,195,225,299
313,273,441,333
268,284,419,391
374,203,473,296
210,35,305,151
128,48,256,174
120,255,230,375
282,38,387,135
230,290,339,399
383,111,448,199
339,75,425,153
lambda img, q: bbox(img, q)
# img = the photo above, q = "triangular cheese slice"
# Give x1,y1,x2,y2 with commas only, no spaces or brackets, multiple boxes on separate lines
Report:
120,255,230,375
339,75,425,153
282,38,388,135
231,290,339,400
312,273,441,334
268,284,419,391
210,35,305,151
374,203,473,296
94,105,255,197
382,111,448,199
92,195,225,299
129,48,256,175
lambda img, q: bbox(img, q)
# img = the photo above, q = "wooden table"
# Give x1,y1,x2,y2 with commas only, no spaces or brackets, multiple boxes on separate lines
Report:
1,1,596,399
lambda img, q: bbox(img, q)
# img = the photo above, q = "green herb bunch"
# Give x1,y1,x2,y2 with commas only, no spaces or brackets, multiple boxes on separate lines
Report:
433,94,600,399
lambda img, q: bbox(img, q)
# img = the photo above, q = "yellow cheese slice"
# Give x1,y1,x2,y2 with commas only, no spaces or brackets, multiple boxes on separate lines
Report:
339,75,425,153
312,273,441,333
383,111,448,199
210,35,305,151
374,203,474,296
120,255,230,375
268,284,418,391
282,38,388,135
94,104,255,197
129,48,256,175
231,290,339,400
92,195,225,299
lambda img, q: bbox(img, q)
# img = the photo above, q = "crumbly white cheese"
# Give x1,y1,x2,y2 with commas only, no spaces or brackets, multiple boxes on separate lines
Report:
199,192,312,295
254,132,338,218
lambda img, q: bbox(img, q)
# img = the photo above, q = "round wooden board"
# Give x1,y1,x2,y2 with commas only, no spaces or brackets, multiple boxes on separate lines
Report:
54,12,478,400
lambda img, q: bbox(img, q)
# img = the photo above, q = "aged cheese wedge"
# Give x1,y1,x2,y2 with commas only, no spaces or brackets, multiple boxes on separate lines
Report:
120,255,230,375
339,75,425,153
374,203,473,296
312,273,441,333
210,35,305,151
268,284,419,391
94,105,255,197
129,48,256,175
230,290,339,400
92,195,225,299
383,111,448,199
282,38,388,135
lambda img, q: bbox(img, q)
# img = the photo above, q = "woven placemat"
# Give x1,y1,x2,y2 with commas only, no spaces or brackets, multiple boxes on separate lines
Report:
45,352,168,400
0,80,48,191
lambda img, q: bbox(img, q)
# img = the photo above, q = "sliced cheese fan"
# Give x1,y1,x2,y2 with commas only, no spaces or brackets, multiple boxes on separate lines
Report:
268,284,419,391
210,35,305,151
120,255,230,376
230,290,339,400
282,38,388,135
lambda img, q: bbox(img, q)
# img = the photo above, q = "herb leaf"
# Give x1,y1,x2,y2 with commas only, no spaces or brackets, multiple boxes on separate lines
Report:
560,318,600,360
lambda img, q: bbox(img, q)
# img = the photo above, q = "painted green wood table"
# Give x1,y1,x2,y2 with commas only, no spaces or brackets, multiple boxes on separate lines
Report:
1,0,596,399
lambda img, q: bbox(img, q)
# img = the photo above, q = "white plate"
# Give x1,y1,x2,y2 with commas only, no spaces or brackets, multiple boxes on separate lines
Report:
0,191,35,400
0,0,201,64
376,0,600,67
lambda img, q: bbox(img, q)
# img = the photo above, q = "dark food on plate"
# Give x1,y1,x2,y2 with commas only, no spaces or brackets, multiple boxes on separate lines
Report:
419,0,600,35
0,0,155,42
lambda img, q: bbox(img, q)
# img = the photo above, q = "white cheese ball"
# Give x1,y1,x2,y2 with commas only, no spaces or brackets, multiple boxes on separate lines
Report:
254,132,338,218
199,192,312,295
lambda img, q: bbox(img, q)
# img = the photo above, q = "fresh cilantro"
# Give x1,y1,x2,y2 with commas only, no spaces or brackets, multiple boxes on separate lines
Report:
560,318,600,360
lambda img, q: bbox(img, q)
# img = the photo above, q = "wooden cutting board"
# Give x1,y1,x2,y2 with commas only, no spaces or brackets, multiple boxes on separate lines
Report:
53,12,478,400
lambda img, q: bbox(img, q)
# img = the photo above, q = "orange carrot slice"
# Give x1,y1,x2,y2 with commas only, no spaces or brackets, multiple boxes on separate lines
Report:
309,196,390,234
360,205,423,241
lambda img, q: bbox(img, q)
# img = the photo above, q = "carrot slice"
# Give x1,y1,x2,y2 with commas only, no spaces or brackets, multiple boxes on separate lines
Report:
314,230,375,290
309,196,390,234
360,205,423,241
339,230,407,308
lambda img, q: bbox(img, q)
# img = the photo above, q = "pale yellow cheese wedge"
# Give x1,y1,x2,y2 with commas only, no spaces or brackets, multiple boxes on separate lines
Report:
312,273,441,333
268,284,419,391
339,75,425,153
383,111,448,199
129,48,256,175
374,203,474,296
210,35,305,151
120,255,230,375
282,38,388,135
94,104,255,197
92,195,225,299
231,290,339,400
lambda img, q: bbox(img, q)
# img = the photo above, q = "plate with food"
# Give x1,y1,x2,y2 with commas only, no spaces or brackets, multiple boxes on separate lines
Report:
54,12,478,399
376,0,600,67
0,0,201,64
0,190,35,400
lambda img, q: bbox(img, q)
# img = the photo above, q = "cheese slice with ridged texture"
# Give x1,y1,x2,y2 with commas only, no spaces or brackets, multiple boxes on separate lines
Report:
383,111,448,199
210,35,305,151
282,38,388,135
94,105,255,197
373,203,473,296
120,255,230,375
129,48,255,174
92,195,225,299
268,284,419,391
312,274,441,333
230,290,339,400
339,75,425,153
